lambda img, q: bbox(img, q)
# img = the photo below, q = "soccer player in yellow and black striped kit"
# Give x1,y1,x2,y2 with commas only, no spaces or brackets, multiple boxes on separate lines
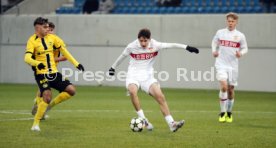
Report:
25,17,85,131
31,22,67,118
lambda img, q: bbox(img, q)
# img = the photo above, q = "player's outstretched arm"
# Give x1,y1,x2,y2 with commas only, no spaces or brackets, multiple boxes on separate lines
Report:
60,47,84,71
160,43,199,54
109,48,129,76
53,34,84,71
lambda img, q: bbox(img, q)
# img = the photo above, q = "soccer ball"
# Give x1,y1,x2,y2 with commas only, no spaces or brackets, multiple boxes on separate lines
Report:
130,117,144,132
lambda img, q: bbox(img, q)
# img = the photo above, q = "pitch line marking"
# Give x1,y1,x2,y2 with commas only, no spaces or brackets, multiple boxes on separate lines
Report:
0,117,33,122
0,110,275,122
1,110,276,114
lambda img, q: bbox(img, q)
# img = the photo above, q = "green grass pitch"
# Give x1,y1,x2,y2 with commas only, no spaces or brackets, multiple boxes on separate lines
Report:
0,84,275,147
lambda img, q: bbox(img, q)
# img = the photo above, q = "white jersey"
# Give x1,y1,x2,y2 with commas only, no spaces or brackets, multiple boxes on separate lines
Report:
111,38,187,81
212,28,248,70
123,39,163,72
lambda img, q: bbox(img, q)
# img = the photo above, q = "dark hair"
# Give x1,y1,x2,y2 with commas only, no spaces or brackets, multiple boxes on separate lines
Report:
48,22,55,29
33,17,48,26
138,28,151,39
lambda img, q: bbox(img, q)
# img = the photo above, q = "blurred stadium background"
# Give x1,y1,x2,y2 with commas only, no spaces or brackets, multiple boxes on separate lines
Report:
0,0,275,92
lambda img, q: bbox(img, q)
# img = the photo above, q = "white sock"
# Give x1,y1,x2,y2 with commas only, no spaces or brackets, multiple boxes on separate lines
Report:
219,91,228,113
136,109,146,119
165,115,174,125
219,90,228,99
227,99,234,112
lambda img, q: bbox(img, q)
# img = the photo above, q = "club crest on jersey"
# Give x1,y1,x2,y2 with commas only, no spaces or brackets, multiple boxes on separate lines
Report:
42,83,48,88
233,36,240,41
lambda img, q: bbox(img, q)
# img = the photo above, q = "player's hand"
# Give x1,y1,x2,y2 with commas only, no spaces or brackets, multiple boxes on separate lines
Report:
186,46,199,54
37,63,46,70
213,51,219,57
109,67,115,76
77,64,85,71
236,51,242,58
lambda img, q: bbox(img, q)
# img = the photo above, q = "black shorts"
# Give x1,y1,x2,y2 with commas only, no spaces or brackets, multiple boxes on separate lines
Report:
35,72,72,95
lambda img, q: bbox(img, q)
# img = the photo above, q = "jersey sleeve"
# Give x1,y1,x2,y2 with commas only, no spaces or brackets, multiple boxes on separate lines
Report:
111,47,130,69
155,40,187,50
240,34,248,55
212,30,220,52
24,39,40,66
59,46,80,67
53,34,80,67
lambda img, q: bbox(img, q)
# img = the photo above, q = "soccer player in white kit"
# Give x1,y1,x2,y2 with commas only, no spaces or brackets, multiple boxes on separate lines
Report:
109,28,199,132
212,12,248,123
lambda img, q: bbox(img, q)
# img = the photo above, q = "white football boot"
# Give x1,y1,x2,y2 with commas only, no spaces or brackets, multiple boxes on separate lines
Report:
169,120,185,132
143,118,154,131
31,125,41,132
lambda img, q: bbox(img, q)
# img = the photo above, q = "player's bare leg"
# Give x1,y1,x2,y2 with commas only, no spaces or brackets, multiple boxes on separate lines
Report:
31,90,42,116
128,84,141,111
149,83,184,132
226,85,235,122
149,83,170,116
219,80,228,122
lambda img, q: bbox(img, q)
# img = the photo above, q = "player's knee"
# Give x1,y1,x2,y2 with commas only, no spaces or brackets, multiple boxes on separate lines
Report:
65,85,76,96
228,89,235,99
221,86,228,92
68,90,76,96
128,86,138,97
42,90,52,104
129,89,138,97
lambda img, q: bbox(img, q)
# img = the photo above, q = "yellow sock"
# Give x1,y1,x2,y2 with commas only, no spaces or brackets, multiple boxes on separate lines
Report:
33,101,48,126
35,96,43,104
49,92,71,109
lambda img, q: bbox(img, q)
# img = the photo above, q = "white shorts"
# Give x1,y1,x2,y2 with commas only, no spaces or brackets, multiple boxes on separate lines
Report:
216,68,238,86
126,77,158,94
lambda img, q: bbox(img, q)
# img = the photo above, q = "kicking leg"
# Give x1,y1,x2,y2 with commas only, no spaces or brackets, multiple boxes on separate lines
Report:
49,84,75,109
149,83,184,132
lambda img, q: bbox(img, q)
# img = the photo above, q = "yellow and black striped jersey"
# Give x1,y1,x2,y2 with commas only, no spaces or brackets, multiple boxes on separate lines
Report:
25,34,79,74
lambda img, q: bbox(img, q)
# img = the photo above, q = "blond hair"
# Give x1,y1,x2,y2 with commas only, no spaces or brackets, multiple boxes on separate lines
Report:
226,12,239,20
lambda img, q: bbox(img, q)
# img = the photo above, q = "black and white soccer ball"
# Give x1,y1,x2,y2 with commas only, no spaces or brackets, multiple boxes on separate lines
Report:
130,117,144,132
